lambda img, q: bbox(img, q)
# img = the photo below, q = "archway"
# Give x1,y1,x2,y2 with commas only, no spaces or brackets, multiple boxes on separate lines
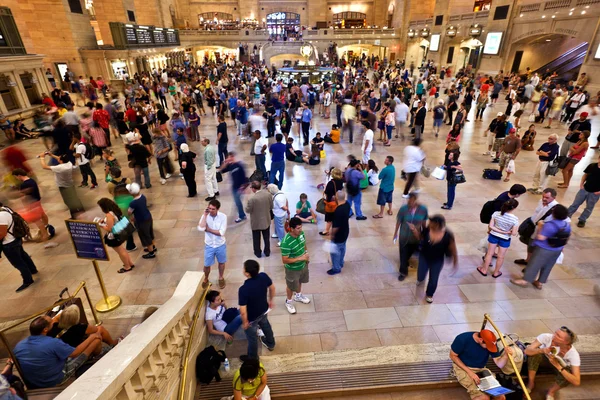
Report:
458,38,483,70
194,45,238,65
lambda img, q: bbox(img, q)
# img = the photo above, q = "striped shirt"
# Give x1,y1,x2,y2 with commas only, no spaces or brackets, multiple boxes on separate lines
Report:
490,211,519,240
280,231,307,271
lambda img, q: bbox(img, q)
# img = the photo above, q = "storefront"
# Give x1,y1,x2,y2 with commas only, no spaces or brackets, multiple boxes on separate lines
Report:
198,12,237,30
333,12,367,29
266,12,301,40
195,46,238,65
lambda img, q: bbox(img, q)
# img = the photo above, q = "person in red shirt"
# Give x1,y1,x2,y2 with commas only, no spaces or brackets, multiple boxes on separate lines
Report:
125,104,137,127
41,93,56,109
480,80,490,97
93,103,111,146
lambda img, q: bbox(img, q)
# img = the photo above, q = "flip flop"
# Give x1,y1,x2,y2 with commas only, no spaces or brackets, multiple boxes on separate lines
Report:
372,215,383,219
476,267,488,277
492,272,503,278
117,267,133,274
387,210,393,215
503,178,510,182
219,278,226,289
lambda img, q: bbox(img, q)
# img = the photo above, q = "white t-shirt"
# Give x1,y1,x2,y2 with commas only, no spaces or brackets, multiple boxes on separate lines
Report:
0,209,16,244
395,102,410,122
205,305,227,332
75,143,89,166
368,169,380,185
324,92,331,107
272,192,288,218
254,136,268,155
403,146,425,173
362,129,374,152
536,333,580,367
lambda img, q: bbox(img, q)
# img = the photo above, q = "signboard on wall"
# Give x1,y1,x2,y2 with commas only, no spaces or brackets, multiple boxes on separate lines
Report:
483,31,503,55
109,22,180,49
430,34,440,52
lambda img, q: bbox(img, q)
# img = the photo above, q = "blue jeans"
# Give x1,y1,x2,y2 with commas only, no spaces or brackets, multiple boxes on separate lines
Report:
417,254,445,297
386,125,393,140
447,182,456,208
224,315,243,336
347,191,363,217
255,154,267,179
134,166,151,188
232,188,246,219
330,241,346,272
273,215,286,242
244,313,276,358
567,189,600,222
269,160,285,190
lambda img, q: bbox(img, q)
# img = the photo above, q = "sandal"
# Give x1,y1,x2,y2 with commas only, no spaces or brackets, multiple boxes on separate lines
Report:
503,178,510,182
372,215,383,219
319,231,329,236
476,267,488,277
117,267,133,273
532,281,543,290
202,280,209,289
492,272,503,278
219,278,226,289
387,210,393,215
510,279,528,287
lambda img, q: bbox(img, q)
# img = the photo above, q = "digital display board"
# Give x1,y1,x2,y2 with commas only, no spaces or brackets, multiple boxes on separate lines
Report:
136,28,153,44
166,30,178,44
483,32,503,55
153,30,166,44
110,22,180,49
430,34,440,52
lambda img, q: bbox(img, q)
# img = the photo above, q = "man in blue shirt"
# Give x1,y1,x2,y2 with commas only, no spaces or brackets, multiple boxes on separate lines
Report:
228,94,238,126
345,159,367,220
528,134,560,195
373,156,396,218
14,316,102,389
219,152,248,223
269,134,286,190
450,330,512,400
300,103,312,146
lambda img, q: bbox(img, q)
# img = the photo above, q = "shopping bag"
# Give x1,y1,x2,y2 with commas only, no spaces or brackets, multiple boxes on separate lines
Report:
527,113,536,123
320,149,326,159
431,166,446,180
506,159,516,174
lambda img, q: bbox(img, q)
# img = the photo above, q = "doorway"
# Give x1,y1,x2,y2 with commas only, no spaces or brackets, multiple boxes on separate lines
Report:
511,51,523,73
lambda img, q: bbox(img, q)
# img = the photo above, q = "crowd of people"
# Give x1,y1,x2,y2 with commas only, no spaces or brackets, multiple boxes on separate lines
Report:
0,53,597,399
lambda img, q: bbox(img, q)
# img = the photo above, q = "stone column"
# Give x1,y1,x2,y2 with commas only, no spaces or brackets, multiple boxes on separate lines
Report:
7,71,29,109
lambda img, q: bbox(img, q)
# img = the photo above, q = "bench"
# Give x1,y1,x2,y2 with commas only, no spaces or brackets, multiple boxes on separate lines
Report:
197,352,600,400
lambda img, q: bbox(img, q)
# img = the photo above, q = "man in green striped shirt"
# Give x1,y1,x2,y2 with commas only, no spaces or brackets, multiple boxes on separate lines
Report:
280,217,311,314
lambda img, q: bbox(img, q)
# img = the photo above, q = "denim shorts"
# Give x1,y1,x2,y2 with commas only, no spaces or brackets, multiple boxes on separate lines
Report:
376,188,394,205
204,244,227,266
433,118,443,127
61,353,88,383
488,233,511,248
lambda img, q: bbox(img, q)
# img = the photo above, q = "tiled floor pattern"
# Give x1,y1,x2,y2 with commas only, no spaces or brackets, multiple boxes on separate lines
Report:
0,94,599,362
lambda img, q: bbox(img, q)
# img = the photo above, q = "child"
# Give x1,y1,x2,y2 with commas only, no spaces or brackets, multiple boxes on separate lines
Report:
324,124,340,143
295,193,316,223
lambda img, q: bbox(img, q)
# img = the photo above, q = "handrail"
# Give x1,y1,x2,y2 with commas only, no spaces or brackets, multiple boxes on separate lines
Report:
0,281,100,390
481,313,531,400
178,283,212,400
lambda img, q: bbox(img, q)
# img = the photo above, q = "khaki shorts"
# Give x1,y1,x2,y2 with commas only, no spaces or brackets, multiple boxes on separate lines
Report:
492,138,505,152
285,266,309,292
498,151,513,169
453,363,490,399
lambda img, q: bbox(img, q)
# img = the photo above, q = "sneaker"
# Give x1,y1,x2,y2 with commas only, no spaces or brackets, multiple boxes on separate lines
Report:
90,184,98,189
160,178,167,185
235,217,247,223
356,216,367,221
577,220,585,228
398,274,406,281
412,189,421,193
293,293,311,304
416,280,425,287
260,336,274,351
205,196,215,201
215,191,220,196
78,183,88,188
514,259,528,265
127,246,138,252
483,151,491,155
426,296,433,303
44,241,58,249
179,173,183,177
271,233,279,238
276,241,281,247
142,251,156,259
165,173,172,179
16,282,33,292
285,300,297,314
181,176,185,180
402,194,410,199
257,328,265,337
327,268,341,275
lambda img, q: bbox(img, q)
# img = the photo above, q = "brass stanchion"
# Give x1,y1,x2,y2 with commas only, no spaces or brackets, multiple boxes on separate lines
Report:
92,260,121,312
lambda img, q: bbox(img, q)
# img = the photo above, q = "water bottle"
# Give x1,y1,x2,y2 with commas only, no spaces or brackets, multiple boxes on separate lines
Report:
224,358,230,372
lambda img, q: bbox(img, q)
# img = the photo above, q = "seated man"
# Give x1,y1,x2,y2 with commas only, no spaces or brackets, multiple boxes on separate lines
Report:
13,316,102,388
524,327,581,400
294,193,316,223
310,132,325,151
205,290,242,345
450,329,512,400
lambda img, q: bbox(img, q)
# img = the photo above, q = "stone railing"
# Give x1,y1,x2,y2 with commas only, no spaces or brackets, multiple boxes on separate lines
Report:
55,271,208,400
519,0,600,14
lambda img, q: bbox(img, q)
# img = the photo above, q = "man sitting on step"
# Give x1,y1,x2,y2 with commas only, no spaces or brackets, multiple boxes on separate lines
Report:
450,329,512,400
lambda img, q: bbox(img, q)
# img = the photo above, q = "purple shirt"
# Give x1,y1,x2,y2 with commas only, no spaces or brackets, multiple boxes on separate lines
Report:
533,219,570,251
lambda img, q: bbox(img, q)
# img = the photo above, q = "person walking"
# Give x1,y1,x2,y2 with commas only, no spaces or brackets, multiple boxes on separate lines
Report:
71,133,98,189
442,150,462,210
477,199,519,279
373,156,396,218
393,193,428,281
246,180,273,258
415,215,458,303
395,97,410,139
345,159,367,220
238,259,276,361
96,198,135,273
402,138,425,198
188,106,201,142
342,99,356,143
152,128,173,185
179,143,197,198
528,134,559,195
361,122,374,164
126,132,152,189
280,217,311,314
216,114,228,165
126,183,156,260
511,205,571,290
269,134,286,190
432,99,446,137
0,202,38,292
198,199,228,289
559,131,589,188
219,152,248,223
201,138,219,201
328,191,350,276
267,184,289,247
253,130,268,180
498,128,521,182
38,153,84,218
566,154,600,227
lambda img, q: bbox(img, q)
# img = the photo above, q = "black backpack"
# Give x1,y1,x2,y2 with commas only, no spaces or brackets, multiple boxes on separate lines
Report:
1,207,31,239
83,143,94,160
195,346,226,385
546,221,571,248
480,198,503,224
113,178,129,197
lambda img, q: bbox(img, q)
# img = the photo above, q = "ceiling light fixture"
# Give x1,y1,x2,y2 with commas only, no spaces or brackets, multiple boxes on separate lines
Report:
581,10,586,14
541,15,546,18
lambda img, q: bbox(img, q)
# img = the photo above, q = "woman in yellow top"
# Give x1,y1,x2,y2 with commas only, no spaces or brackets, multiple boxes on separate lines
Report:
230,359,270,400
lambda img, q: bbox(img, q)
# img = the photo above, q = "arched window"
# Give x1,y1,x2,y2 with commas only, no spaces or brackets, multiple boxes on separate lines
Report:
266,12,300,37
333,12,367,29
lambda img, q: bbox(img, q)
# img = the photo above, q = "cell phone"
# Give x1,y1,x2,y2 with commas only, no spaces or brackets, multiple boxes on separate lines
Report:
393,238,397,244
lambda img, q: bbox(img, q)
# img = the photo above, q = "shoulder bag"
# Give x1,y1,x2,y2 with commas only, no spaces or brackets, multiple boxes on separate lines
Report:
545,156,560,176
323,180,339,213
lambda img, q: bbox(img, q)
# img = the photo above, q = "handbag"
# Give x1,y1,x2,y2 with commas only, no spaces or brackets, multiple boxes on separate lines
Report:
431,166,446,180
453,170,466,184
111,215,136,242
323,180,338,213
518,217,536,245
316,198,326,214
420,165,431,178
545,157,560,176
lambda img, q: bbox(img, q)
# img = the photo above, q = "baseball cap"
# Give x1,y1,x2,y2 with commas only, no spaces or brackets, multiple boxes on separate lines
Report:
126,182,140,195
480,329,498,352
509,128,516,133
497,112,504,117
580,112,589,118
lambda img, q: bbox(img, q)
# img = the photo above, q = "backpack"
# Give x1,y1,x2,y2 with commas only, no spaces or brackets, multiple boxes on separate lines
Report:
434,106,444,119
83,143,94,160
482,169,502,180
1,207,31,240
546,220,571,248
113,178,129,197
195,345,226,385
480,199,503,224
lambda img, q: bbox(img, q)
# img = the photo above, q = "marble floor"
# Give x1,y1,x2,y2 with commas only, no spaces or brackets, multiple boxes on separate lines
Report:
1,95,600,367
